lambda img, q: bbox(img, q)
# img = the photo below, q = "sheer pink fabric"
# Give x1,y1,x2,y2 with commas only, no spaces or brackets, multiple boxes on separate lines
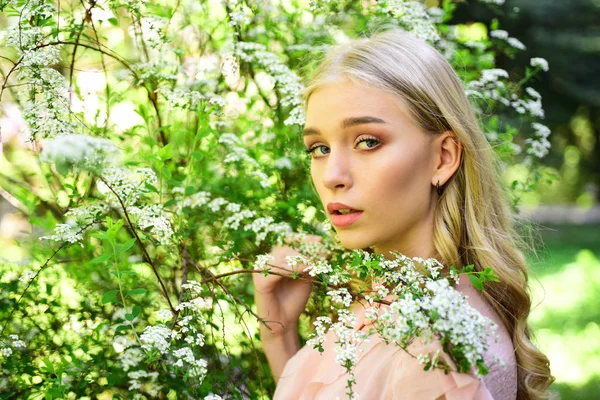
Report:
273,276,517,400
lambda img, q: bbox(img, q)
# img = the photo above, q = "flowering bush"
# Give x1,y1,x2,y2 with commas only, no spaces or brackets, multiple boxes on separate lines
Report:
0,0,553,398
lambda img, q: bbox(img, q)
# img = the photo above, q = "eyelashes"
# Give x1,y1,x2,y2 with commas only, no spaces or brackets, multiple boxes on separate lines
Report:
305,135,382,158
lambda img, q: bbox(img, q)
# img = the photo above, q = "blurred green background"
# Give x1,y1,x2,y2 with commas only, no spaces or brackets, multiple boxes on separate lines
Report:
457,1,600,398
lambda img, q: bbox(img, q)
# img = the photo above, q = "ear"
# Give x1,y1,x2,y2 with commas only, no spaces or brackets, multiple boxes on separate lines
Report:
431,131,462,187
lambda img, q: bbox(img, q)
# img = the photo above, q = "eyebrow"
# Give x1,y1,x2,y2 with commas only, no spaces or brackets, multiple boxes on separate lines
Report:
302,116,387,137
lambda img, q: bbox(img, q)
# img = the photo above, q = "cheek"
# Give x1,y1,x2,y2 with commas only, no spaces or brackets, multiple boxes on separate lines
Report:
368,149,431,205
310,164,326,196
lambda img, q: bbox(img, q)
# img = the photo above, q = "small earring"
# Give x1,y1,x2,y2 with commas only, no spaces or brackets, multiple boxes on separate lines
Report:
436,180,444,196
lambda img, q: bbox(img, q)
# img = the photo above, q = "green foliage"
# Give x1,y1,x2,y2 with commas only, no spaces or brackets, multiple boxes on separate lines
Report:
0,0,555,398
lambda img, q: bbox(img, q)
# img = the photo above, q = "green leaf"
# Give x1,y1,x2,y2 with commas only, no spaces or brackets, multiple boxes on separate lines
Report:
108,17,118,26
468,274,484,291
125,305,141,321
144,182,159,193
117,238,137,255
462,264,475,273
102,290,120,304
158,143,173,160
90,232,107,240
42,357,55,374
115,324,130,333
128,288,147,296
90,252,112,265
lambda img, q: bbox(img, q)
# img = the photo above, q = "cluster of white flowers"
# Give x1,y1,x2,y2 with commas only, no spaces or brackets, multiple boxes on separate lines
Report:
253,254,274,271
155,309,173,321
174,190,292,246
3,4,85,141
244,217,292,245
176,190,211,208
172,346,208,373
422,279,498,374
466,67,546,121
224,208,257,230
530,57,549,72
19,270,36,283
176,297,212,314
327,287,353,308
127,370,162,396
98,168,143,207
228,7,252,29
155,87,225,112
304,259,333,277
140,325,172,354
118,347,145,372
96,168,167,238
490,29,526,50
1,335,27,359
40,134,120,171
218,133,272,187
507,87,545,118
39,222,86,244
204,395,224,400
306,316,332,351
233,42,305,126
131,60,178,86
465,68,509,101
128,205,174,245
524,122,552,159
305,250,499,397
9,0,55,21
38,203,107,245
377,0,440,43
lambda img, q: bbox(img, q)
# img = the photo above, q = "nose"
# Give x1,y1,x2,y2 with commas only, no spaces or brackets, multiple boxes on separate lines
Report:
320,148,353,191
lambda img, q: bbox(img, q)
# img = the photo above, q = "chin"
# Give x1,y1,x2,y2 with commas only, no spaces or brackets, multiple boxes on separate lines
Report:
334,230,375,250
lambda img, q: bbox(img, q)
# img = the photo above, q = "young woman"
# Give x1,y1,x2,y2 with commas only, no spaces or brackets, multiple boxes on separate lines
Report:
253,28,554,400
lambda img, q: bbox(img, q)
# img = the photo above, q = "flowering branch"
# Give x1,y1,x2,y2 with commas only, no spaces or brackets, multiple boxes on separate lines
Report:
98,176,176,314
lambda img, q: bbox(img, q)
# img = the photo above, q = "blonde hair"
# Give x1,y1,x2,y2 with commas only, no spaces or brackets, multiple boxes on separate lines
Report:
301,28,555,400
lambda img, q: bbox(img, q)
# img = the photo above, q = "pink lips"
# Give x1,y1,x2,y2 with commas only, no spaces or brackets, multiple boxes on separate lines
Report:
329,211,363,228
327,202,363,228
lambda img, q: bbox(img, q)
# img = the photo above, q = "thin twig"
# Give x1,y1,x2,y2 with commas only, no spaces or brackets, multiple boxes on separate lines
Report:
98,176,175,314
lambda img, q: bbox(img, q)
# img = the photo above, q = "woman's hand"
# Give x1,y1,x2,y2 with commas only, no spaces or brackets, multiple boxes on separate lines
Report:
253,234,322,336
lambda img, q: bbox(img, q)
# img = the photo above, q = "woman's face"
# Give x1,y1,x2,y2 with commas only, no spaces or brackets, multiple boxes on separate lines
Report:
303,77,440,259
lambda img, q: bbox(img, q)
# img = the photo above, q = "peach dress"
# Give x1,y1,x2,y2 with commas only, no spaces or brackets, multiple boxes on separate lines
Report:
273,276,517,400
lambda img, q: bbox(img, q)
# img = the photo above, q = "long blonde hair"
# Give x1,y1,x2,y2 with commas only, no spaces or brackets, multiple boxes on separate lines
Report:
301,28,555,400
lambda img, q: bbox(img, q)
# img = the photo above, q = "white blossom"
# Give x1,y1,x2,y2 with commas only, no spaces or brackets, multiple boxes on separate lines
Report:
489,30,508,40
327,287,354,308
253,254,273,271
118,347,144,371
376,0,440,43
19,270,36,282
156,309,173,321
274,157,293,170
41,134,119,171
304,259,333,277
140,325,173,354
530,57,549,72
234,42,305,126
506,37,526,50
128,205,174,245
39,222,85,244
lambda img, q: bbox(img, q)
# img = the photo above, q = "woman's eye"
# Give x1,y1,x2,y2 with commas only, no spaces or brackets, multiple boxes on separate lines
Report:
356,137,381,150
306,145,330,157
